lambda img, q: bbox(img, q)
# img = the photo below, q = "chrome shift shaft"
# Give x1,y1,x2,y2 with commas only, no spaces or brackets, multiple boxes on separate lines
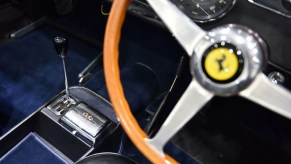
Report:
54,36,70,100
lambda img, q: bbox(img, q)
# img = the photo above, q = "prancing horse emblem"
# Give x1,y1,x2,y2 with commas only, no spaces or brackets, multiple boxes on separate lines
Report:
216,54,226,71
203,44,244,83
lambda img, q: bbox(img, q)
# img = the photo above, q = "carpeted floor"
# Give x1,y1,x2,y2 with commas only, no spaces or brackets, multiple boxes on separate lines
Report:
0,133,68,164
0,11,184,136
0,25,102,134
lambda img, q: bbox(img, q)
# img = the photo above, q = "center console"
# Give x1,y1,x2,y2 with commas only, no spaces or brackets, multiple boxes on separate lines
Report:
0,86,119,163
0,35,120,163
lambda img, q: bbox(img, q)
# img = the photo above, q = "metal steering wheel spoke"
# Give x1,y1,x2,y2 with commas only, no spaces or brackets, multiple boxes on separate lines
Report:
147,80,213,154
240,73,291,119
146,0,206,56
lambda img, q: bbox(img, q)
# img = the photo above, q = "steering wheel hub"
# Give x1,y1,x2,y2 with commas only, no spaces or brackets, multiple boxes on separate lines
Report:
191,24,267,96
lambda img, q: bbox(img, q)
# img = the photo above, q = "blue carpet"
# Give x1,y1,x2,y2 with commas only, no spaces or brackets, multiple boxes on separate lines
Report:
0,133,67,164
0,17,183,135
0,25,101,134
97,63,159,114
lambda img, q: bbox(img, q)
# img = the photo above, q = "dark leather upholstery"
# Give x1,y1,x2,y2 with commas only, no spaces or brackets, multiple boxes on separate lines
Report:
76,152,137,164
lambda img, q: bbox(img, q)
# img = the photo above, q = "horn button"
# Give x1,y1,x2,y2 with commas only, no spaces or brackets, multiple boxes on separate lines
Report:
191,24,267,96
202,43,244,83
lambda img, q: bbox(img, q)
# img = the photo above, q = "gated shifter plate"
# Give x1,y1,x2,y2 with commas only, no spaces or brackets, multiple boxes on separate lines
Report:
47,95,76,115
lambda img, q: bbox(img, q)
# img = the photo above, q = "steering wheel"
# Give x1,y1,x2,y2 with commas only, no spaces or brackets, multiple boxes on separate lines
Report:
103,0,291,163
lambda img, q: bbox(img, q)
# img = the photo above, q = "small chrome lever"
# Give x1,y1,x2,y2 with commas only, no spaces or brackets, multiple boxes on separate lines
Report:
54,36,70,100
78,52,103,85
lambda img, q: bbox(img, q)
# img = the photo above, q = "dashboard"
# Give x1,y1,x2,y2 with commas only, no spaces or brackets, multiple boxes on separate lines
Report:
171,0,237,23
126,0,291,88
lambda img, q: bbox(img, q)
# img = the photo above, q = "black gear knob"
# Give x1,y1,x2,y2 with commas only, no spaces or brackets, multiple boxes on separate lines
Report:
54,36,68,58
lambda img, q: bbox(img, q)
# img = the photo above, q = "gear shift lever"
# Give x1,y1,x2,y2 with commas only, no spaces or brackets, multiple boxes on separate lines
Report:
54,36,70,100
47,36,76,115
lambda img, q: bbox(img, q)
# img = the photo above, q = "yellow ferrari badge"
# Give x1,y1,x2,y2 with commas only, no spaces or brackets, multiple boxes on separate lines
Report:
204,47,239,81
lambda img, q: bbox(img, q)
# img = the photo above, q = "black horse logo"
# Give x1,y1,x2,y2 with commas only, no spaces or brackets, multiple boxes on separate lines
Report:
216,55,226,72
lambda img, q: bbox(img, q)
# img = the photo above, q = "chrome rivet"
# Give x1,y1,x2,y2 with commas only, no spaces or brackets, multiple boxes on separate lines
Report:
268,71,285,84
88,116,93,121
83,112,88,117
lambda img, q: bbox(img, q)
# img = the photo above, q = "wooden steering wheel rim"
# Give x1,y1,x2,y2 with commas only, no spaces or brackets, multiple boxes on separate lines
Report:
103,0,178,163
